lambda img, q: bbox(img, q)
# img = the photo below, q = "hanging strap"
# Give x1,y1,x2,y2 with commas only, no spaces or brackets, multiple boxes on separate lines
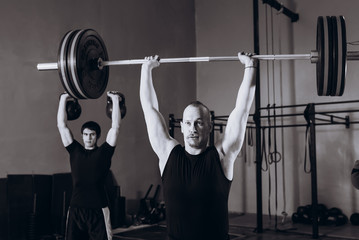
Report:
269,105,282,164
248,127,254,146
261,127,269,171
304,124,312,173
266,105,272,221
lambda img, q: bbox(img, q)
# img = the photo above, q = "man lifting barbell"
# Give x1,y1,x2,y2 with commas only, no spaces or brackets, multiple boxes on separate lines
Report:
57,91,122,240
139,52,257,240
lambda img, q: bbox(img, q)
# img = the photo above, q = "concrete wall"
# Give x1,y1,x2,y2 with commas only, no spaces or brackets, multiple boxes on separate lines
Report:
0,0,196,212
195,0,359,218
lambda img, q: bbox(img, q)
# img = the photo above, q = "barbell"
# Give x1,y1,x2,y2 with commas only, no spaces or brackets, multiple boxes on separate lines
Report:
37,15,358,99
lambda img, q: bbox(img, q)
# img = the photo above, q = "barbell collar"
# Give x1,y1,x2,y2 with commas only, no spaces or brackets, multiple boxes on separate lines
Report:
310,51,319,63
347,51,359,60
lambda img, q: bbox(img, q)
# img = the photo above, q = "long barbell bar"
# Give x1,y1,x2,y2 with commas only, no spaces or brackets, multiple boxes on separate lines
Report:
37,54,315,71
99,54,313,67
99,51,359,65
36,51,359,71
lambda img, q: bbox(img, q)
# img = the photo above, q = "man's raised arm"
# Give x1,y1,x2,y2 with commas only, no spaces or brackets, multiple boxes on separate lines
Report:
57,93,74,147
139,56,178,175
216,52,257,180
106,91,122,147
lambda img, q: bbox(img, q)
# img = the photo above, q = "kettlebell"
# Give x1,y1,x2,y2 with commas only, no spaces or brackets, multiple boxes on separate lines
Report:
292,212,300,223
326,207,346,226
350,213,359,225
336,214,348,226
66,98,82,121
106,92,126,119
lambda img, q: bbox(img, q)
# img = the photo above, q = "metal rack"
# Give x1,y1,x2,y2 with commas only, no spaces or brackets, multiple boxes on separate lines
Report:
254,100,359,238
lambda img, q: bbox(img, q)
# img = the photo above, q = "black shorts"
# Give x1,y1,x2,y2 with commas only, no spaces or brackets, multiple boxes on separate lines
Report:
65,206,112,240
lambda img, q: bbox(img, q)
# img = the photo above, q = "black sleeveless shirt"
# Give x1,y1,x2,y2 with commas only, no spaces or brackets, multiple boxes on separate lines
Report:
66,140,115,208
162,145,231,240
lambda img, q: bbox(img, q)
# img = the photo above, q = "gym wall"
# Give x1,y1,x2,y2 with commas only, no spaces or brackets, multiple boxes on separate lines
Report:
2,0,359,227
196,0,359,218
0,0,196,213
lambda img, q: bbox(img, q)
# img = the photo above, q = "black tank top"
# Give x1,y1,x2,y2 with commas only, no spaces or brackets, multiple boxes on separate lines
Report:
66,140,115,208
162,145,231,240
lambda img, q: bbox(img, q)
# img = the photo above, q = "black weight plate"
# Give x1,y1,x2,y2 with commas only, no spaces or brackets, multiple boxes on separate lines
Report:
316,16,324,95
324,16,334,96
316,16,333,96
68,29,109,99
337,16,347,96
331,16,338,96
67,30,88,99
57,30,81,99
66,30,91,99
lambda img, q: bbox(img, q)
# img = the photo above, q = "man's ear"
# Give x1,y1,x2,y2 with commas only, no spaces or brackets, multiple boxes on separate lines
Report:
209,121,213,133
180,121,184,133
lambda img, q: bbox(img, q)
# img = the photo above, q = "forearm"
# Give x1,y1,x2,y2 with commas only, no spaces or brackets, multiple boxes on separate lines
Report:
106,93,121,146
140,66,159,111
57,98,68,129
111,98,121,130
235,67,256,113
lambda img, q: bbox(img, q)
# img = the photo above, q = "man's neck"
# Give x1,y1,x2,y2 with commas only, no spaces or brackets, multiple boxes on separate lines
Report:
184,145,206,155
85,145,97,150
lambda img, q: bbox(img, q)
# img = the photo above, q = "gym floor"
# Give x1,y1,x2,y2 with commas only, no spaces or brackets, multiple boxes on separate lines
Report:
113,213,359,240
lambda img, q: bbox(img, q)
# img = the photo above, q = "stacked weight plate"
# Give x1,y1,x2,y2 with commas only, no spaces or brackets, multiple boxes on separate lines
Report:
57,29,109,99
316,16,346,96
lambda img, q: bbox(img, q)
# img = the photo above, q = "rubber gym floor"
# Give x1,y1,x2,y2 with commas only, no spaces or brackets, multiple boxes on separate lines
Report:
112,213,359,240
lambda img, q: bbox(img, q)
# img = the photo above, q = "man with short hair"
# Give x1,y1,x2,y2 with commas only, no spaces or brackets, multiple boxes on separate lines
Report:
139,53,257,240
57,91,121,240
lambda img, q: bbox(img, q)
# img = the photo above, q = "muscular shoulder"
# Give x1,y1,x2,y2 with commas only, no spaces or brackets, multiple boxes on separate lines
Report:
100,141,116,150
66,140,81,152
169,144,183,155
160,144,182,176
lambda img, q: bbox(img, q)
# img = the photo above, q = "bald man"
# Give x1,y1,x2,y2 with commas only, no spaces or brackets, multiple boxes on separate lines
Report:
140,53,257,240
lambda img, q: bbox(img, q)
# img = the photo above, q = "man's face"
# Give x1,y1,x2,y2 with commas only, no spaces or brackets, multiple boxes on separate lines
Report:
82,128,97,150
181,105,212,150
